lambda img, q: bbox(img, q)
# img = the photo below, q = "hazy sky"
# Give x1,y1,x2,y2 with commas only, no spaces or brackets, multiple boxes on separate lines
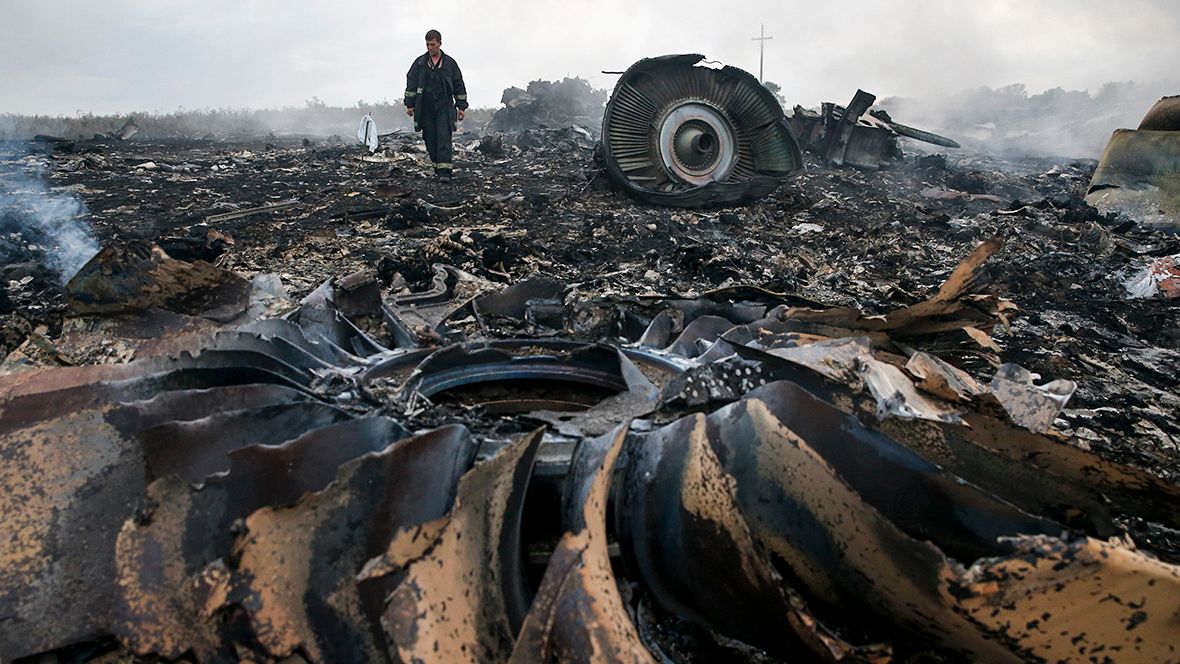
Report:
2,0,1179,115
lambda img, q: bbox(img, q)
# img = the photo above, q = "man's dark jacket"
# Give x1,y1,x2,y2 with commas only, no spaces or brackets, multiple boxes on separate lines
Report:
404,52,468,131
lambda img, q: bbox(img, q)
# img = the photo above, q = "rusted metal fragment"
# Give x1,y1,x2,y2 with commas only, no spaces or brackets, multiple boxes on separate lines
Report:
510,424,657,663
616,412,887,659
700,390,1180,661
383,428,544,663
956,535,1180,662
987,363,1076,433
705,397,1021,660
905,351,987,402
66,241,252,322
953,411,1180,532
228,425,476,662
113,476,241,661
0,410,147,661
725,381,1059,564
140,402,353,482
112,416,410,660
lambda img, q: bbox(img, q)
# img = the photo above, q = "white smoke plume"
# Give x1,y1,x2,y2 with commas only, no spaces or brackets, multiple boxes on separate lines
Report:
0,146,99,283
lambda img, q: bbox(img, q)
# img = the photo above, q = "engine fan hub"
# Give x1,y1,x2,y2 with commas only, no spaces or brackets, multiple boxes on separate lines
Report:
658,103,737,185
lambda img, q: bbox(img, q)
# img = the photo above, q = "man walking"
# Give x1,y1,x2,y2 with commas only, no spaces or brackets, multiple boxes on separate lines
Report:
405,29,468,181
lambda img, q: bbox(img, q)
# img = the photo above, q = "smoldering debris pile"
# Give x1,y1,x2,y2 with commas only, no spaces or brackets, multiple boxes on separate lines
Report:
488,77,606,134
1,89,1179,663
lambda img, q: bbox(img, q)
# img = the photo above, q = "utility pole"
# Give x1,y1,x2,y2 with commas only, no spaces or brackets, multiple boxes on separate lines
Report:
752,24,773,83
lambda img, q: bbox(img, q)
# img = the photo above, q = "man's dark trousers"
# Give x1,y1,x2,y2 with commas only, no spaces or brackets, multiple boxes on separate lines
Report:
419,105,453,175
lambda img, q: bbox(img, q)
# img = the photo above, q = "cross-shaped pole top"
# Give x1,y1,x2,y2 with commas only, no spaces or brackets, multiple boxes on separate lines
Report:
751,23,773,83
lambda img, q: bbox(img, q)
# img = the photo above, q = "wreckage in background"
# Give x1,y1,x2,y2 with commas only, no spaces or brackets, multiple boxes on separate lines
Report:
1088,95,1180,224
596,56,961,207
598,54,804,207
790,89,960,169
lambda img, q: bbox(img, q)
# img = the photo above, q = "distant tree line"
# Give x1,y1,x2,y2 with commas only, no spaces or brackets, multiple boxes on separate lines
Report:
0,99,495,141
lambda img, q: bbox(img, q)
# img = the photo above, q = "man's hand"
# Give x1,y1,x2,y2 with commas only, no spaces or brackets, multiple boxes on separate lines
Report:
457,109,465,122
406,107,414,117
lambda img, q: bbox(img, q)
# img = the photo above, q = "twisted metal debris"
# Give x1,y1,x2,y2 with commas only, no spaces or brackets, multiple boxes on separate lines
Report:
2,239,1180,663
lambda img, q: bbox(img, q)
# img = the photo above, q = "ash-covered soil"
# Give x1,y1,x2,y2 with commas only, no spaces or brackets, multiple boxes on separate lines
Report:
3,129,1179,484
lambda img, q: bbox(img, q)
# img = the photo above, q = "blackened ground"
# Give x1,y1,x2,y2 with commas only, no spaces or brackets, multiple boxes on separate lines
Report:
3,131,1178,484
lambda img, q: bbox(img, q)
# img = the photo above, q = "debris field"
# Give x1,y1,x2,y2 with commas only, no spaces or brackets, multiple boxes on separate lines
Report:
2,74,1180,664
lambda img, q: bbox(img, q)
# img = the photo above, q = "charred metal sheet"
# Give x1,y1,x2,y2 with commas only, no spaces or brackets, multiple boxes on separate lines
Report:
510,424,656,663
0,383,345,660
139,402,354,482
66,241,252,321
905,351,987,402
1086,128,1180,215
113,416,415,660
381,428,543,663
0,409,149,660
764,336,965,424
296,278,389,358
952,411,1180,532
113,475,243,661
386,263,499,341
1087,95,1180,219
530,347,670,438
734,381,1059,560
192,330,338,372
600,54,803,208
681,385,1180,660
473,277,566,320
615,411,886,659
664,314,744,358
0,365,307,436
694,394,1025,660
225,424,476,662
825,89,878,167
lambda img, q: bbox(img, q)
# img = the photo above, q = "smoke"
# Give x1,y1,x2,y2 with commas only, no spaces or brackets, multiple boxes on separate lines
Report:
878,81,1170,160
0,145,99,283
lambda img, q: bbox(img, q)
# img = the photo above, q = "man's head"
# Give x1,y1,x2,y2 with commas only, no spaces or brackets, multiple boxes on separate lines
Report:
425,30,442,57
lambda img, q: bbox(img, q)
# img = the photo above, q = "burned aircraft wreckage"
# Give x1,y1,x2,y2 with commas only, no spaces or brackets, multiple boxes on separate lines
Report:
3,56,1180,663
